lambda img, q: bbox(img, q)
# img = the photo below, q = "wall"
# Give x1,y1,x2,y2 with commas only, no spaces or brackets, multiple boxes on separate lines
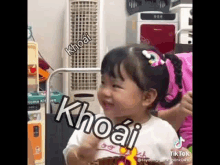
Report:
28,0,66,92
104,0,128,52
28,0,128,93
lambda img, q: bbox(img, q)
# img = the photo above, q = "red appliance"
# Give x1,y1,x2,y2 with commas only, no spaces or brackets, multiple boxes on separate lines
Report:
126,12,178,55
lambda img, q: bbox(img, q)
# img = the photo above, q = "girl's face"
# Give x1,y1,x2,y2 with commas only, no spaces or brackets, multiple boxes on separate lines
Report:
97,64,149,123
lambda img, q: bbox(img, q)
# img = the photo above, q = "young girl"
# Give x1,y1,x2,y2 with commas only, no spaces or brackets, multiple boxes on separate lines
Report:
63,44,189,165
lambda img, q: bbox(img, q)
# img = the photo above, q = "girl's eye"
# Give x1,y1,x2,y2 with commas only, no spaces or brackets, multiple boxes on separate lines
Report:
100,81,105,87
112,84,121,88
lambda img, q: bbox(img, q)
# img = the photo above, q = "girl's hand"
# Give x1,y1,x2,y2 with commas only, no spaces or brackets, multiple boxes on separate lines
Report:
74,132,102,163
178,91,193,116
171,147,192,165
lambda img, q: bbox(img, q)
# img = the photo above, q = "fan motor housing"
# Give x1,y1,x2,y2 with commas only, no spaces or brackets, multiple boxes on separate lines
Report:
126,0,172,15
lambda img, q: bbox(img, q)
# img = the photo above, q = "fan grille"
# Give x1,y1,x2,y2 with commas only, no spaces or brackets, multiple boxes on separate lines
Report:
126,0,171,15
128,0,168,9
70,0,99,90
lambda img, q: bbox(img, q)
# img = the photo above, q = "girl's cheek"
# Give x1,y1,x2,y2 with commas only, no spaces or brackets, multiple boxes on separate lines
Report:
97,89,102,103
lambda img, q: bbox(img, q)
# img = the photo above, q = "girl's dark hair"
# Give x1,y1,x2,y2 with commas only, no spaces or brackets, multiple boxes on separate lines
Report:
101,43,182,109
159,54,183,108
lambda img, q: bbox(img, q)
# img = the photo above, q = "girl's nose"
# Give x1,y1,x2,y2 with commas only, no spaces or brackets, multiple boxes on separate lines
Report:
101,86,112,97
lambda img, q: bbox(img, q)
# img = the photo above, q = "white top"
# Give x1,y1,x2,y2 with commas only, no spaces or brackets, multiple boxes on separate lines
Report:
63,114,179,165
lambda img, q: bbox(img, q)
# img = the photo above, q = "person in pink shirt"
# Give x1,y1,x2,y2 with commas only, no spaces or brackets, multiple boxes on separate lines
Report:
155,51,193,150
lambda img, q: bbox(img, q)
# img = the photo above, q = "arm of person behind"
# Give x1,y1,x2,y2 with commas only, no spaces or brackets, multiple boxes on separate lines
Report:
158,104,183,131
157,91,193,131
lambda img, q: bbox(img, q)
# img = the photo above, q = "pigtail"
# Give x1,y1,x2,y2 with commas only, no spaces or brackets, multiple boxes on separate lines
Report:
159,54,183,108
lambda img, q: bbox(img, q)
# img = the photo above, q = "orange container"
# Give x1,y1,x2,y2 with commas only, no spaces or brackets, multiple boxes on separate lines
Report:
28,123,42,161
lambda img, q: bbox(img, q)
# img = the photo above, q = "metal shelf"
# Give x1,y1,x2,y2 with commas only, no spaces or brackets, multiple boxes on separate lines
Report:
46,68,101,114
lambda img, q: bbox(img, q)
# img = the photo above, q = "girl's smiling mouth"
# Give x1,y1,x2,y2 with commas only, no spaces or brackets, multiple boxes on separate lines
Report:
103,101,114,110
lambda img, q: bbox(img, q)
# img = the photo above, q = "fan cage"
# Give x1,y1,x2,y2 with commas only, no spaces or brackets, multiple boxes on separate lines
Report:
69,0,99,91
126,0,171,15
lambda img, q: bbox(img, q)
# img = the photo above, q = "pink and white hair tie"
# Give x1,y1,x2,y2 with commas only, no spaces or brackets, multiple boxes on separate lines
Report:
142,50,165,67
151,59,165,67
